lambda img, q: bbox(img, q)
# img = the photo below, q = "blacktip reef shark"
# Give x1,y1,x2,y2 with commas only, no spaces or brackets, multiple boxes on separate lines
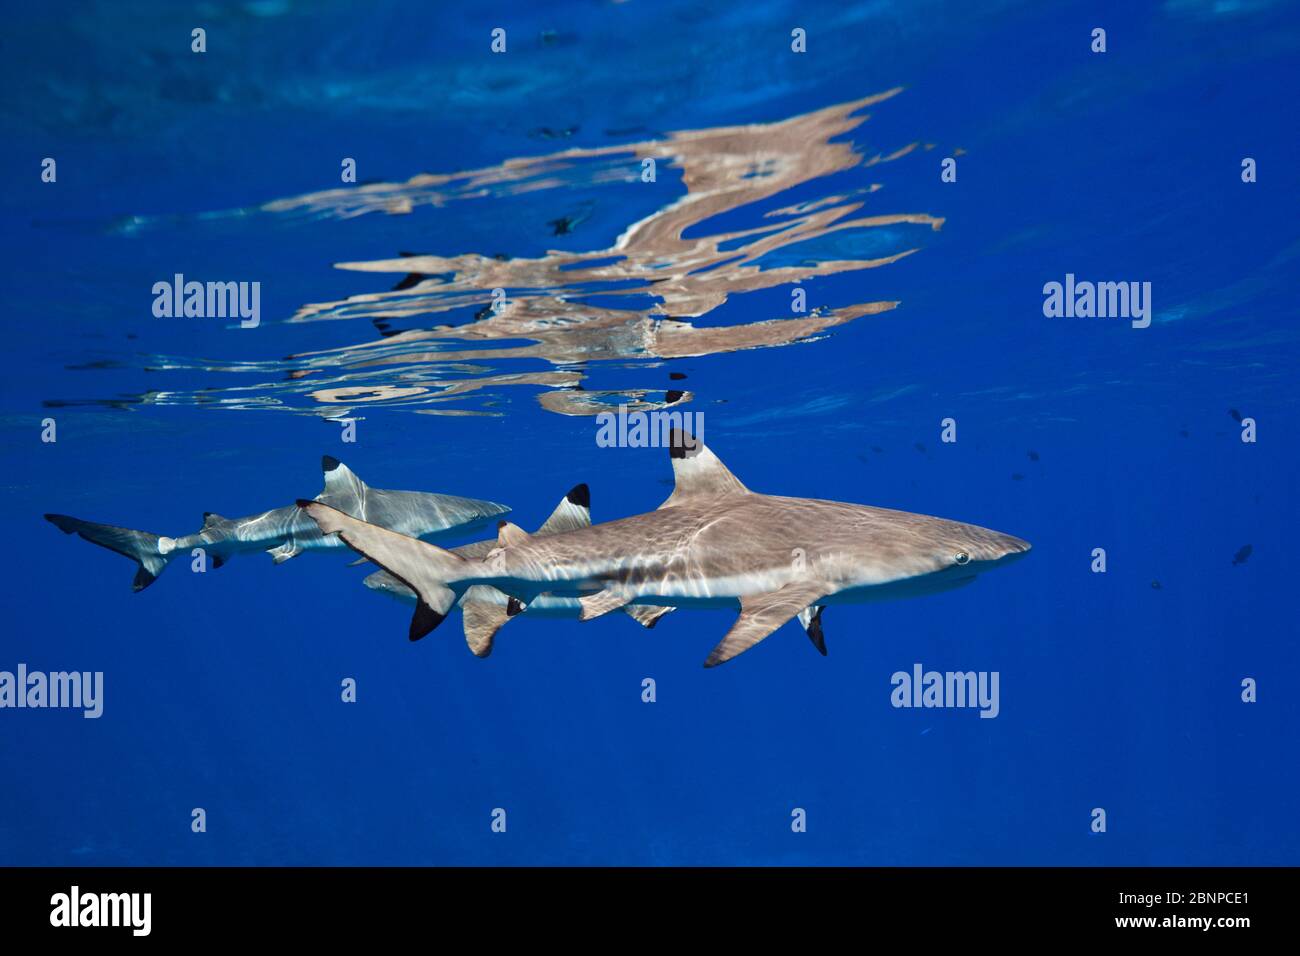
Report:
297,431,1031,667
363,483,674,654
45,457,510,591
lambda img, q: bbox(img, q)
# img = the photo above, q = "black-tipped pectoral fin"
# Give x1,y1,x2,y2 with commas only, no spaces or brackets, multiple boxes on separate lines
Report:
704,583,826,668
798,605,827,655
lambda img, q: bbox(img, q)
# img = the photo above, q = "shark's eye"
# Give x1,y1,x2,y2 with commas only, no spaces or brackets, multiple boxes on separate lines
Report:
954,551,970,565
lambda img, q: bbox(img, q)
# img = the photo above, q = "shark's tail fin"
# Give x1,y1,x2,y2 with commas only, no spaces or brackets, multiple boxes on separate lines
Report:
297,499,467,640
44,514,177,592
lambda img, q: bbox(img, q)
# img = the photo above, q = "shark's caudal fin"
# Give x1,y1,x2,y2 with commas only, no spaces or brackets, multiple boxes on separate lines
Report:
298,499,464,641
660,428,749,508
44,514,176,592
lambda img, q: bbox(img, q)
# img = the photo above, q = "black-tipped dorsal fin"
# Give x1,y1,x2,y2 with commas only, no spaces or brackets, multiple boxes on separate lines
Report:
536,483,591,535
320,455,365,498
201,512,228,530
497,520,531,547
660,429,748,509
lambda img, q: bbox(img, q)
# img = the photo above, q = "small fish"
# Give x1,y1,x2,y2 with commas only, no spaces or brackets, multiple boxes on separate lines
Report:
1011,473,1025,481
1027,450,1039,462
1232,544,1253,566
1151,580,1163,590
1229,408,1243,423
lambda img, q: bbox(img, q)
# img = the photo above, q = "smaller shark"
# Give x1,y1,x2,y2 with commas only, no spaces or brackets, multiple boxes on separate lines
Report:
45,457,509,591
298,431,1031,667
364,483,673,654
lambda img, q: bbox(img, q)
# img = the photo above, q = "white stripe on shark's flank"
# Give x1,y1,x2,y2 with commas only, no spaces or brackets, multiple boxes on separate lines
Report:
302,430,1031,668
363,482,674,655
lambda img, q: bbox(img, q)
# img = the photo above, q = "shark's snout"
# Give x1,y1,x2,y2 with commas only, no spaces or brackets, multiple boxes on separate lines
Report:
995,534,1031,563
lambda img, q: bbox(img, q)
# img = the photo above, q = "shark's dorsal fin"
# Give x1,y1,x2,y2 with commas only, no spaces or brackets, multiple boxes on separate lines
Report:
201,512,228,530
320,456,366,499
497,521,530,547
660,429,748,509
536,484,591,535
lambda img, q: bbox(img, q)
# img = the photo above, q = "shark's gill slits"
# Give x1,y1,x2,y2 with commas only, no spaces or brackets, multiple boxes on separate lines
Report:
55,89,946,418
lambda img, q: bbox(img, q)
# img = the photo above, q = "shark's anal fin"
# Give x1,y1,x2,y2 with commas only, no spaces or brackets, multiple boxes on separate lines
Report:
623,604,675,628
798,605,827,655
578,588,632,622
705,582,826,668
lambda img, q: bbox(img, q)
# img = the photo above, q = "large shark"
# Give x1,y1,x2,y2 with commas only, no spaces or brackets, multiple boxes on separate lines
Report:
363,484,673,653
45,457,510,591
297,431,1031,667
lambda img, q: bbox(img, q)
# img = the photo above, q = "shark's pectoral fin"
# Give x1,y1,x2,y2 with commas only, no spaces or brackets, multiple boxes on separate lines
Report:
268,541,301,564
798,605,827,656
346,556,370,567
578,588,632,621
704,583,826,668
623,604,675,629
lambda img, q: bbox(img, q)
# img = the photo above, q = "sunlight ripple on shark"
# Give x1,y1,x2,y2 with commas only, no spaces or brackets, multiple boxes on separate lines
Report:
298,431,1030,667
363,482,674,655
45,457,510,591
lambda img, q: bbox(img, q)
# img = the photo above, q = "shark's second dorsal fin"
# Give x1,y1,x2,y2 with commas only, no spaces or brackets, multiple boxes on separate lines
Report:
320,456,366,500
660,429,748,509
497,521,530,547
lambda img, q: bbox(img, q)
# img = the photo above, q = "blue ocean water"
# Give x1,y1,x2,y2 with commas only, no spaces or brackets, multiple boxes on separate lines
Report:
1,0,1297,865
